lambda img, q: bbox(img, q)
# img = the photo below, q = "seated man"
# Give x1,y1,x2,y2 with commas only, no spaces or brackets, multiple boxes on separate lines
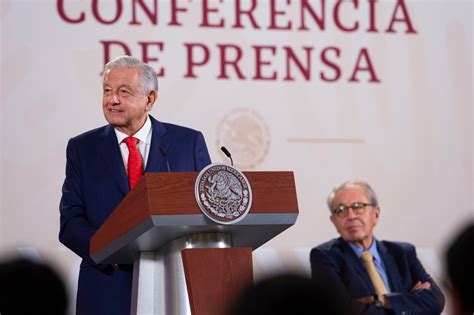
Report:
310,180,445,314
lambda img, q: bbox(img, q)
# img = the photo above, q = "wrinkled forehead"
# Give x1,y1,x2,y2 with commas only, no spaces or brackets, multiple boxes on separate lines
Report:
332,186,369,206
103,67,141,84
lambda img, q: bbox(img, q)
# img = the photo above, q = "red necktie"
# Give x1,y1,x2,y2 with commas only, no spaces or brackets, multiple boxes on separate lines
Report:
123,136,143,189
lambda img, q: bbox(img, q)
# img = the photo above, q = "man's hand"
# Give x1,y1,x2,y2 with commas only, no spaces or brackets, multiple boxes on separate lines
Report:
356,295,390,308
411,281,431,292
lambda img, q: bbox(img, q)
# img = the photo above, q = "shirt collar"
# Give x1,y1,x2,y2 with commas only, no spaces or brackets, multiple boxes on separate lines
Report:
114,115,152,144
349,238,383,263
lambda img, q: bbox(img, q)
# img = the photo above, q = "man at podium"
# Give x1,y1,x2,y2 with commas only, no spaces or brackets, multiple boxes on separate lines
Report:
310,180,445,314
59,56,211,315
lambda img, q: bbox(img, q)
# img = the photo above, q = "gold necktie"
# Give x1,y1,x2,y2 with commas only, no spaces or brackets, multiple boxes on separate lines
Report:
360,251,388,296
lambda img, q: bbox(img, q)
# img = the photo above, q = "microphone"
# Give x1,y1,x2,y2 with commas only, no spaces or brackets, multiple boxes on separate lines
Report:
159,145,171,172
220,146,233,166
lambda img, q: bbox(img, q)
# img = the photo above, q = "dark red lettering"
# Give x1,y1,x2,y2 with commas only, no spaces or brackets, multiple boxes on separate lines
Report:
169,0,187,26
299,0,325,31
183,43,210,78
334,0,359,32
138,42,164,76
252,46,277,80
92,0,122,25
217,44,245,80
283,46,313,81
348,48,380,83
233,0,259,29
200,0,224,27
57,0,85,23
366,0,378,32
320,47,341,82
268,0,291,30
130,0,158,25
100,40,131,74
386,0,417,33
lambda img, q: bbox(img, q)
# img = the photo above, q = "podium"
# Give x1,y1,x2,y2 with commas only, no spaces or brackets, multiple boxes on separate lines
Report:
90,171,298,315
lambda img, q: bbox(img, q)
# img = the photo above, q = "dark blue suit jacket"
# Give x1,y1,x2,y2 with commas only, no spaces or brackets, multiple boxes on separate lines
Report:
59,116,211,315
310,238,445,315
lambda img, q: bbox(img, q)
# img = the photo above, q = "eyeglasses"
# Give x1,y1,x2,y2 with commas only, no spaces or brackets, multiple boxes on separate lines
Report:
332,202,375,218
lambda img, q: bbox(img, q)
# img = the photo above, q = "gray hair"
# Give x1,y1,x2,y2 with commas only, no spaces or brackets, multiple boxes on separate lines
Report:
103,55,158,94
326,180,378,212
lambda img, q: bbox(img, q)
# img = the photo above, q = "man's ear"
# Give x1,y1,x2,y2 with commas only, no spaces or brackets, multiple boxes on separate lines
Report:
149,90,158,104
374,206,381,221
146,90,158,111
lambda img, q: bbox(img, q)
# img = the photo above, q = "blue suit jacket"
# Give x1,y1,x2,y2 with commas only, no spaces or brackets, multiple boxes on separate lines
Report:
310,238,445,315
59,116,211,315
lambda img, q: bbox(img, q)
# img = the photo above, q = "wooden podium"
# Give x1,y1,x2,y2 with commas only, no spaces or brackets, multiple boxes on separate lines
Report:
90,171,298,315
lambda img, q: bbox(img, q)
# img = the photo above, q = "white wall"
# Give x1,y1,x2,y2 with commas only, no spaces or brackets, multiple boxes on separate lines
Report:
1,1,472,311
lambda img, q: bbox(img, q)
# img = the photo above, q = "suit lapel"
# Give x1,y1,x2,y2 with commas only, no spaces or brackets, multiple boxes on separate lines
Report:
338,239,375,292
100,125,129,194
145,116,170,173
377,241,402,292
